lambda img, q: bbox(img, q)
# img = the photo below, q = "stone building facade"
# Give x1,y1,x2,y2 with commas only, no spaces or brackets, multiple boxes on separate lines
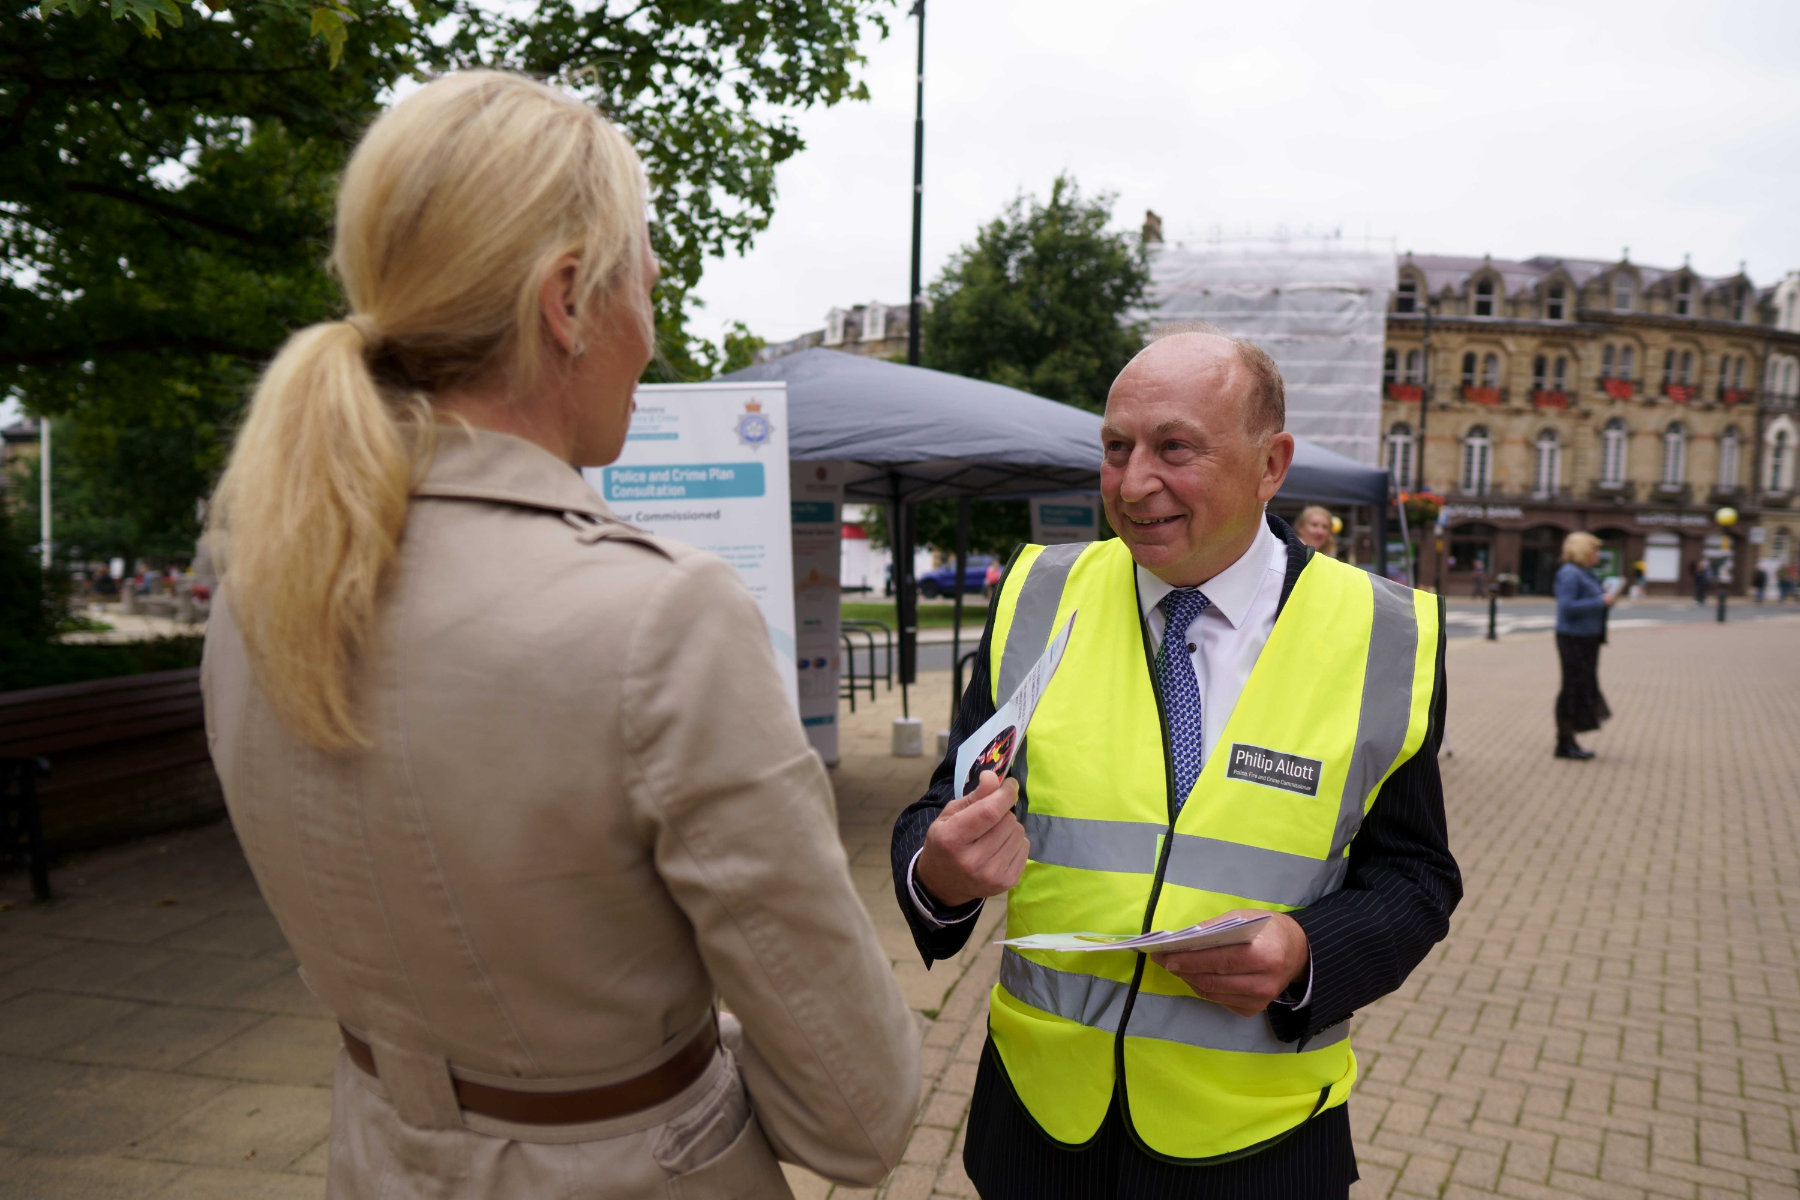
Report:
754,301,912,364
1383,254,1800,595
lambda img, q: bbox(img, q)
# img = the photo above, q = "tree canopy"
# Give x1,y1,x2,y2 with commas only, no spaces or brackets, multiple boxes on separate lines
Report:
872,174,1142,558
2,0,889,562
921,173,1150,415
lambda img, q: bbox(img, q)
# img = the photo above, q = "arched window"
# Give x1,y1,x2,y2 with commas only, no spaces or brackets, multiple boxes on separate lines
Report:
1396,276,1418,314
1601,418,1629,486
1532,355,1548,389
1545,285,1566,321
1461,425,1492,495
1474,278,1496,317
1719,427,1742,490
1661,422,1687,486
1383,348,1397,384
1404,349,1423,384
1601,344,1615,378
1772,428,1793,492
1620,345,1636,378
1732,356,1747,389
1534,429,1562,497
1461,352,1478,387
1676,278,1693,316
1481,353,1500,388
1553,356,1569,390
1662,350,1676,387
1679,351,1694,385
1386,422,1415,488
1614,275,1634,312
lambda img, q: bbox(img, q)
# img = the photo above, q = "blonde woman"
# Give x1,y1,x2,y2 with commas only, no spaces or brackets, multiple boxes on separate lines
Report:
1294,503,1337,558
1552,531,1617,760
202,72,918,1198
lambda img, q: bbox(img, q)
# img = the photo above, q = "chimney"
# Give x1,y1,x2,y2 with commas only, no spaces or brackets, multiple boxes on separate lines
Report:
1141,209,1164,246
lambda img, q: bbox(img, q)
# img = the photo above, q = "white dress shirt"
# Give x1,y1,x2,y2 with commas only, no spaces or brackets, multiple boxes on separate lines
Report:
906,520,1312,1006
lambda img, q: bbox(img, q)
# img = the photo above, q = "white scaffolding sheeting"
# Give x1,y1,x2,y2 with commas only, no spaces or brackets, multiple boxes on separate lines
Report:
1141,241,1397,467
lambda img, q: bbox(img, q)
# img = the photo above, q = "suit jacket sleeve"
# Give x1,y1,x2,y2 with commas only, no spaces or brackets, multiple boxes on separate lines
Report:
1267,609,1461,1043
890,606,1001,967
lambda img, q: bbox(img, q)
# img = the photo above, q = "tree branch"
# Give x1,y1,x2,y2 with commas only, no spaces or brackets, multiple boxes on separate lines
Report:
61,182,281,247
0,335,268,369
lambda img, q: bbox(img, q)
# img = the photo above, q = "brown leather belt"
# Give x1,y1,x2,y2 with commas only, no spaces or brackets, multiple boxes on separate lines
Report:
339,1019,719,1126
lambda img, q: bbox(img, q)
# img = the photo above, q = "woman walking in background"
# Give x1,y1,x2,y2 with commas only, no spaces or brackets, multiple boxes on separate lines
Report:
202,71,917,1199
1553,531,1617,760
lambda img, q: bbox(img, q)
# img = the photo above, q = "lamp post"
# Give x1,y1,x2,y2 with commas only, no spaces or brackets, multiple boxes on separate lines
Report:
1714,505,1738,623
38,416,51,571
1415,300,1435,589
906,0,926,369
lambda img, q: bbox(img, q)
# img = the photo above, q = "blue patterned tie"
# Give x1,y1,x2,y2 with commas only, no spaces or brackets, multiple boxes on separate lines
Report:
1157,589,1212,812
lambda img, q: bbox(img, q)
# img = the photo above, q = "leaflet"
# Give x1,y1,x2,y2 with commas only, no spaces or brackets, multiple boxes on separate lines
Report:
953,611,1077,797
997,912,1271,956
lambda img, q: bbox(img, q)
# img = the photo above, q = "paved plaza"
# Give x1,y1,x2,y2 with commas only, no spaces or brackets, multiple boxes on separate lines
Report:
2,613,1798,1198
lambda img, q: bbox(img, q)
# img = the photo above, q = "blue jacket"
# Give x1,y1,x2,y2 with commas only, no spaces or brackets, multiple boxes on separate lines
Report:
1554,562,1608,636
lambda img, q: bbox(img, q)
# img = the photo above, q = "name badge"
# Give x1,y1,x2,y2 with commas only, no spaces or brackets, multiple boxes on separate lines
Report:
1225,743,1323,797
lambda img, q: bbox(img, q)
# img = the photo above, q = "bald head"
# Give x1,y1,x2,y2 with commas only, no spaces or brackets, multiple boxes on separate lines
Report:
1109,331,1285,441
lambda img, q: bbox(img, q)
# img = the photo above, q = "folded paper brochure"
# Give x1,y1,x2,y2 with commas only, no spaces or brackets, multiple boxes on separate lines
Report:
952,609,1077,796
997,912,1271,955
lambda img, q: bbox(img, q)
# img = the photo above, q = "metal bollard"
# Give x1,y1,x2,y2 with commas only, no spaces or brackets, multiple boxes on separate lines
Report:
1486,593,1498,641
1717,585,1727,624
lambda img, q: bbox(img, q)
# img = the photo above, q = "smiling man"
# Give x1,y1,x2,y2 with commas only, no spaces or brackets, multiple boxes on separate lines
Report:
890,331,1460,1198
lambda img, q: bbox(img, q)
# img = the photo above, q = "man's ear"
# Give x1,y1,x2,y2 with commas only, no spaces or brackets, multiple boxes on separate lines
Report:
1257,432,1296,503
538,255,582,356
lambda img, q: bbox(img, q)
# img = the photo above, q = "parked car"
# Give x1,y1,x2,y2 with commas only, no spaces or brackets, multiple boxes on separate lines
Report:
918,555,994,598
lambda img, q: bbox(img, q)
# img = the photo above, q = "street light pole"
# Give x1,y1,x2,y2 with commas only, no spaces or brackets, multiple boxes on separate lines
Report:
38,416,51,571
906,0,926,369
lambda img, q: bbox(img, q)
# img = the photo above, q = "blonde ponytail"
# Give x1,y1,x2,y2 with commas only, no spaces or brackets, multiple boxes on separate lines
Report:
208,71,649,751
211,320,417,751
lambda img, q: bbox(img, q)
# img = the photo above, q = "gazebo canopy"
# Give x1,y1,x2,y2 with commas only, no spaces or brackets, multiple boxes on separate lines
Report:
721,348,1101,503
722,346,1390,510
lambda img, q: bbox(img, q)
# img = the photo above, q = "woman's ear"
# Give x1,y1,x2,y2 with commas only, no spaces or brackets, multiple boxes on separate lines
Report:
538,255,583,356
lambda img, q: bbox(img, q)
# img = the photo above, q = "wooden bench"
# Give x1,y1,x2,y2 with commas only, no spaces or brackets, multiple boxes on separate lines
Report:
0,669,214,899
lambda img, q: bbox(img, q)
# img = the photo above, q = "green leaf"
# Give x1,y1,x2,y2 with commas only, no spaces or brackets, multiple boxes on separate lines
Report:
308,6,349,67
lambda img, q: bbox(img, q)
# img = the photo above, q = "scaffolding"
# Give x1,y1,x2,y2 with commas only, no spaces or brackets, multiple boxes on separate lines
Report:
1140,234,1397,467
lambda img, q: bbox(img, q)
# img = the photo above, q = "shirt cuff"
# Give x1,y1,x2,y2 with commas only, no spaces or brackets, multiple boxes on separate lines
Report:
1271,957,1313,1010
906,848,985,929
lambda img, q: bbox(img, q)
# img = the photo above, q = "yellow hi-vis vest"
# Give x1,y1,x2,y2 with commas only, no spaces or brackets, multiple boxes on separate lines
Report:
986,537,1441,1162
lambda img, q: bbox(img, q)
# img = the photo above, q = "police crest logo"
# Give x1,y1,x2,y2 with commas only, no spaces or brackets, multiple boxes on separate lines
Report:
1225,743,1324,797
734,397,774,449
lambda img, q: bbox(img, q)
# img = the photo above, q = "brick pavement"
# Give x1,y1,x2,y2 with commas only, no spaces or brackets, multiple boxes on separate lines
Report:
2,616,1797,1198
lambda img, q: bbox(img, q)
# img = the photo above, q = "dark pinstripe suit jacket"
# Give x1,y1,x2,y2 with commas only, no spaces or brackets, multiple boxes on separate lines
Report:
889,515,1460,1198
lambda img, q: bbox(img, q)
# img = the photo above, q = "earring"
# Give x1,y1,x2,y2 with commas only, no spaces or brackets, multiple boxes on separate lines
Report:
574,341,586,358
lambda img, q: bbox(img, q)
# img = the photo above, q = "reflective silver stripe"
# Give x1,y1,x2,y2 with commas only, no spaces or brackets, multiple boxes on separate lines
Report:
1333,574,1420,860
1163,834,1335,909
998,542,1086,702
999,949,1346,1054
1024,812,1162,875
1024,812,1332,909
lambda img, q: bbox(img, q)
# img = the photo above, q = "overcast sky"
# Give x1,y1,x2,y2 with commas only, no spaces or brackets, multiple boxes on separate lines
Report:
689,0,1800,347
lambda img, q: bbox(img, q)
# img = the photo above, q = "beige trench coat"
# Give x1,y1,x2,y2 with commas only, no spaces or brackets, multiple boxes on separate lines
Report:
202,429,920,1198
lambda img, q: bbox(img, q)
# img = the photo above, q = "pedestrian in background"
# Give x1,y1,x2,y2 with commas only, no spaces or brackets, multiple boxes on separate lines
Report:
202,70,917,1200
1294,503,1337,557
1691,557,1709,605
1554,531,1617,761
1753,565,1768,603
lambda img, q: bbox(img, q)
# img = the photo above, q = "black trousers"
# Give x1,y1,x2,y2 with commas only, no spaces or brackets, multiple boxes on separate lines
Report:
963,1041,1357,1200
